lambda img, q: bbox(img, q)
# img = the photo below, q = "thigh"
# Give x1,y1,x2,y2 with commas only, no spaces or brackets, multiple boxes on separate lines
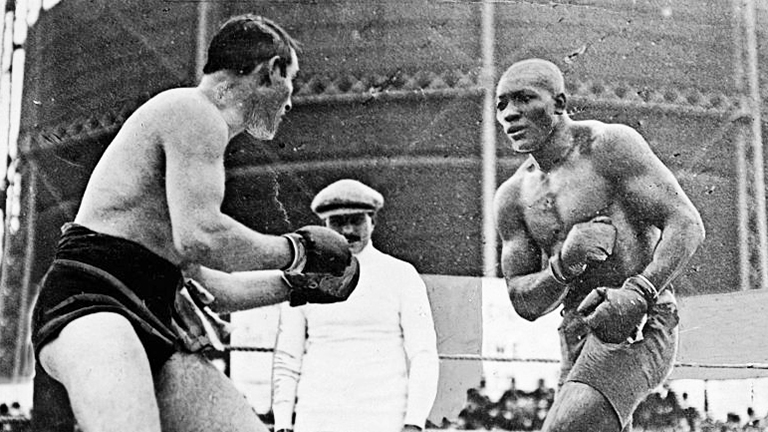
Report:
541,382,621,432
155,351,269,432
31,361,75,432
38,312,161,432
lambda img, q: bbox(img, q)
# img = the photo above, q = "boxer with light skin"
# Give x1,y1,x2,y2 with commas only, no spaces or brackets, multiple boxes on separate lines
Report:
31,14,358,432
493,59,705,431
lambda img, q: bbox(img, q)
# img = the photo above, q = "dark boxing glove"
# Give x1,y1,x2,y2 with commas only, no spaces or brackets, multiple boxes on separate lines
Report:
283,256,360,306
282,225,353,275
576,275,659,343
551,216,617,283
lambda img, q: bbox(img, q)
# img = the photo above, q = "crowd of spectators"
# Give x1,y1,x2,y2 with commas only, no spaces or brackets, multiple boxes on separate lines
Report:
3,380,768,431
448,379,768,432
632,384,767,432
452,378,554,431
0,402,28,432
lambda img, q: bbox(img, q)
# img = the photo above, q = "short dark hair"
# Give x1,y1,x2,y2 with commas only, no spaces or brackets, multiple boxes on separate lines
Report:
203,14,300,77
499,58,565,96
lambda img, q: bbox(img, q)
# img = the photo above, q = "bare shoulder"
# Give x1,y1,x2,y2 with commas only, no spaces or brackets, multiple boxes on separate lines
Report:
494,157,535,234
495,157,534,207
573,120,657,178
580,121,651,156
130,88,229,147
141,88,216,116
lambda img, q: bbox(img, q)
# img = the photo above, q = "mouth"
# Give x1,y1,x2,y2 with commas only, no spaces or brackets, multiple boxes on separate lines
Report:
506,125,526,139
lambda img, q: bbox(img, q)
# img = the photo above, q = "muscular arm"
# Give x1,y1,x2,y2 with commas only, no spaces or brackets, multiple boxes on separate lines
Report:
161,98,293,272
598,125,705,291
494,176,569,321
184,265,291,313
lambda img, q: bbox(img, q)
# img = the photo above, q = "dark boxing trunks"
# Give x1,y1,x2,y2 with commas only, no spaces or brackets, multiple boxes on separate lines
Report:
558,294,679,428
31,223,183,372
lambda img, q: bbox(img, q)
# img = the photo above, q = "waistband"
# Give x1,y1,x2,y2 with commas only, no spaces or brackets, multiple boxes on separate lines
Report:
54,223,182,305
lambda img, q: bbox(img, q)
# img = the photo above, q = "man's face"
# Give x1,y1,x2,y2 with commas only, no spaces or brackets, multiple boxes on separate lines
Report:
325,212,373,255
245,49,299,140
495,74,558,153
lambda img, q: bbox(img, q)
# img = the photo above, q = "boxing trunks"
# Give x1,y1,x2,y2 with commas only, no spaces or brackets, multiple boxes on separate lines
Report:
30,223,264,432
31,223,183,372
559,289,679,428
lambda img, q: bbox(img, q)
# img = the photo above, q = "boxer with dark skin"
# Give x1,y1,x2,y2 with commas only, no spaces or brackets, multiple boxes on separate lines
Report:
32,15,357,432
493,59,705,431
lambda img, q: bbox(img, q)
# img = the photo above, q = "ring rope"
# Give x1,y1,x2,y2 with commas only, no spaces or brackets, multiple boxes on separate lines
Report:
224,345,768,370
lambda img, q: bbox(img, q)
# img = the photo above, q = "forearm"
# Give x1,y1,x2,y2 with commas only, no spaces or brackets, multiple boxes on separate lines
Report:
400,278,440,427
272,352,301,430
641,215,705,292
190,266,291,313
404,351,440,428
272,305,306,431
179,215,294,272
506,267,570,321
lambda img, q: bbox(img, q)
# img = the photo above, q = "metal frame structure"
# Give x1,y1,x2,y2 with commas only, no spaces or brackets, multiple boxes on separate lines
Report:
0,0,764,383
733,0,767,291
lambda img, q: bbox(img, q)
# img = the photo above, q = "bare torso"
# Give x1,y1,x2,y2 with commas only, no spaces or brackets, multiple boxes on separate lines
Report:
74,87,227,266
503,120,661,298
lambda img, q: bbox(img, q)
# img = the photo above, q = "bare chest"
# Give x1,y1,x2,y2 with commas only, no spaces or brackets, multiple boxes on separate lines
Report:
520,164,613,252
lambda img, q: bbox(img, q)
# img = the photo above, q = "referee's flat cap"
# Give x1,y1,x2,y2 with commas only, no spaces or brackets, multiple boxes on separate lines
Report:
311,179,384,219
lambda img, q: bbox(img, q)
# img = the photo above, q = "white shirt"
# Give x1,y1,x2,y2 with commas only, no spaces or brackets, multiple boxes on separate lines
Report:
272,244,439,432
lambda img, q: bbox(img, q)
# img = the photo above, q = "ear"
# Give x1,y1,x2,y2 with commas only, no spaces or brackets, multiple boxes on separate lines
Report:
252,55,284,86
249,59,272,86
267,55,285,83
553,93,567,115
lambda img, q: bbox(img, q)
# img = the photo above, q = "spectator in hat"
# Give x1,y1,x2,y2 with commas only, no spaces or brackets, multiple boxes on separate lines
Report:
271,179,440,432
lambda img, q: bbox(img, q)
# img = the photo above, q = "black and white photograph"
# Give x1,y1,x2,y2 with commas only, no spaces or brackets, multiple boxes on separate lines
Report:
0,1,767,431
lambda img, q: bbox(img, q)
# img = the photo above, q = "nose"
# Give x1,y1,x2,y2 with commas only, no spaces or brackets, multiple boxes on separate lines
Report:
341,224,355,234
503,107,520,123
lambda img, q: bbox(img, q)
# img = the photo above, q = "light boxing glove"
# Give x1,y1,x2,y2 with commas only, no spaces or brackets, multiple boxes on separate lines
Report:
550,215,617,284
282,225,353,275
283,255,360,306
576,275,659,343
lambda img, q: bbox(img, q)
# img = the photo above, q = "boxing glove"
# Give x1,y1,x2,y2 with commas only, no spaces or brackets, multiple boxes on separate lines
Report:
283,256,360,306
552,215,617,283
282,225,353,275
576,275,659,343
